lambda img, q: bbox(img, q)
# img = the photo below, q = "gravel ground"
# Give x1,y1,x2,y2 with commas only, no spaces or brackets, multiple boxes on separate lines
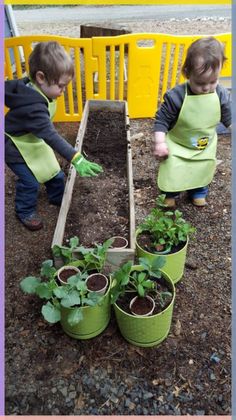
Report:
5,12,231,416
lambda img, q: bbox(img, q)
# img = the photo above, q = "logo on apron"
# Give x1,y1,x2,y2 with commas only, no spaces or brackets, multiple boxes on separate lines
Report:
196,136,209,150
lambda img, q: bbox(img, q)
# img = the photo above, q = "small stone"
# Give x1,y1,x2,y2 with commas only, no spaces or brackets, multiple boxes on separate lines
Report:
143,392,154,399
60,387,68,397
128,401,136,410
196,410,205,415
185,258,198,270
110,395,119,404
68,391,77,400
165,378,172,386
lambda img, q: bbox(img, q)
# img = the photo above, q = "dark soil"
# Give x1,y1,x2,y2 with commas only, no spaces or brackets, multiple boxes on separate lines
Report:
110,236,128,248
58,267,80,284
117,275,173,316
64,110,130,246
5,117,231,415
137,231,186,254
129,296,155,316
86,274,108,293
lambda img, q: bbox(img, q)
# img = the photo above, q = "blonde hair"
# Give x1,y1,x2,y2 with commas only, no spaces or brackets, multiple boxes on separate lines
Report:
29,41,74,84
182,36,227,79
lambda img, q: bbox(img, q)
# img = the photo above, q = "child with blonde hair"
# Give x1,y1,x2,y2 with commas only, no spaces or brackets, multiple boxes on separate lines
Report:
153,36,231,207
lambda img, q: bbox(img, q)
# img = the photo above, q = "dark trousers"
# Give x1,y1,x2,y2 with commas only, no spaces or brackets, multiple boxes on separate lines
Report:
164,186,209,199
7,162,65,219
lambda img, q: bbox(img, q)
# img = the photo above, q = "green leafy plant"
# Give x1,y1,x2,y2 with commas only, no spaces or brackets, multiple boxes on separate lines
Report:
137,194,196,252
20,259,103,326
76,238,114,272
110,256,172,309
52,236,114,272
52,236,80,265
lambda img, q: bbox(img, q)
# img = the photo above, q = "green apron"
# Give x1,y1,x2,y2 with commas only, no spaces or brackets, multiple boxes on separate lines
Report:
158,85,221,192
6,83,61,184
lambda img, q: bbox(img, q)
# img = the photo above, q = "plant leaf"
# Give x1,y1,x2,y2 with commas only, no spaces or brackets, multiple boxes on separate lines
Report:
61,290,81,308
67,307,83,326
40,260,57,279
137,284,145,297
20,276,41,294
53,286,69,299
69,236,79,249
35,283,53,299
41,302,61,323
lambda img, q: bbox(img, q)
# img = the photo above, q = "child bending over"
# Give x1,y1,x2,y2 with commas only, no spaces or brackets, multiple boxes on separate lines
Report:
5,41,103,230
153,36,231,207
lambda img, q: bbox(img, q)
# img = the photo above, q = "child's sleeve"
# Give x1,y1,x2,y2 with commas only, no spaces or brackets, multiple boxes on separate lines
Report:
28,103,76,162
153,85,184,132
217,85,231,128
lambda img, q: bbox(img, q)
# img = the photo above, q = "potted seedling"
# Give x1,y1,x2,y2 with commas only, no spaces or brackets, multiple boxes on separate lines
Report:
110,236,128,249
52,236,114,294
85,273,108,295
20,257,111,340
136,194,196,283
110,256,175,347
57,265,81,285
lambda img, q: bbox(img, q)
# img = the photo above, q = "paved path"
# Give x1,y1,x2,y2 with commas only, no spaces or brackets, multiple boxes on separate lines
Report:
13,5,231,23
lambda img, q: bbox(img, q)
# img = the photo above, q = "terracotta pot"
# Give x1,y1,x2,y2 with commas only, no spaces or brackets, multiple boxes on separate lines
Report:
86,273,108,295
57,265,81,285
129,295,155,317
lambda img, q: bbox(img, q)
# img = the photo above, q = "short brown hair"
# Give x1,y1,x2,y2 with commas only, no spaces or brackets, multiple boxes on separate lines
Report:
29,41,74,84
182,36,227,79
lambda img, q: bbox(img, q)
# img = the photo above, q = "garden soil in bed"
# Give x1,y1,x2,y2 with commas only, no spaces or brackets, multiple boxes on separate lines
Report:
64,110,130,246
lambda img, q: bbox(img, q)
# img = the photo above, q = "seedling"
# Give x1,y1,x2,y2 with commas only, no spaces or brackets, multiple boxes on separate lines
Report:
138,194,196,252
20,259,102,326
110,256,171,308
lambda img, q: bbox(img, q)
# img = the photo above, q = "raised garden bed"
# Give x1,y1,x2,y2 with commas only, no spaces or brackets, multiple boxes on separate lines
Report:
52,100,135,271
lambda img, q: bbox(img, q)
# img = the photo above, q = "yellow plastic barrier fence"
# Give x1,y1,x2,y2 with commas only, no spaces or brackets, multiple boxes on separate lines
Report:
5,33,231,120
92,32,231,118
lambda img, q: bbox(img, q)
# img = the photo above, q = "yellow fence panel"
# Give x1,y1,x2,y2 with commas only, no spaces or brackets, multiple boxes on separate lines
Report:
125,32,231,118
4,35,97,122
90,32,231,118
92,35,128,101
5,33,231,120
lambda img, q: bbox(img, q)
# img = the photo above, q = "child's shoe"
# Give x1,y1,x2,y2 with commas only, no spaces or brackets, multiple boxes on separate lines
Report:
192,197,207,207
164,197,176,207
18,212,43,231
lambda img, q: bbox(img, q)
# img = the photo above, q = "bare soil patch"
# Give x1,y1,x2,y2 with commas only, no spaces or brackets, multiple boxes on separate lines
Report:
64,110,130,245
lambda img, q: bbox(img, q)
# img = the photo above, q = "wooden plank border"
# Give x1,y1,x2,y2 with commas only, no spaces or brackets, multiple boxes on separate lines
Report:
51,99,135,270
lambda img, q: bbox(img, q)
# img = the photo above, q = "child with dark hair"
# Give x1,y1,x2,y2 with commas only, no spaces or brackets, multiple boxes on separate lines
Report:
153,36,231,207
5,41,103,230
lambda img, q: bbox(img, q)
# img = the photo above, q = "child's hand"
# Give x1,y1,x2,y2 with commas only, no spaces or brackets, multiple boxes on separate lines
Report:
153,132,169,159
72,152,103,177
153,141,169,159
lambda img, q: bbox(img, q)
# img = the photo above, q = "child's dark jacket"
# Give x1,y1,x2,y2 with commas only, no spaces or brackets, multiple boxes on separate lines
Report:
154,83,231,133
5,77,76,163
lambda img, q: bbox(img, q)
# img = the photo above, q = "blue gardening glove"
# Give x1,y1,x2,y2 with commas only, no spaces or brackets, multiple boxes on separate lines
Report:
72,152,103,177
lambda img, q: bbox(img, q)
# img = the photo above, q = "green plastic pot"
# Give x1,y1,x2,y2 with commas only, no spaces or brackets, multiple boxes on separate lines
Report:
113,265,175,347
136,230,189,284
60,280,111,340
